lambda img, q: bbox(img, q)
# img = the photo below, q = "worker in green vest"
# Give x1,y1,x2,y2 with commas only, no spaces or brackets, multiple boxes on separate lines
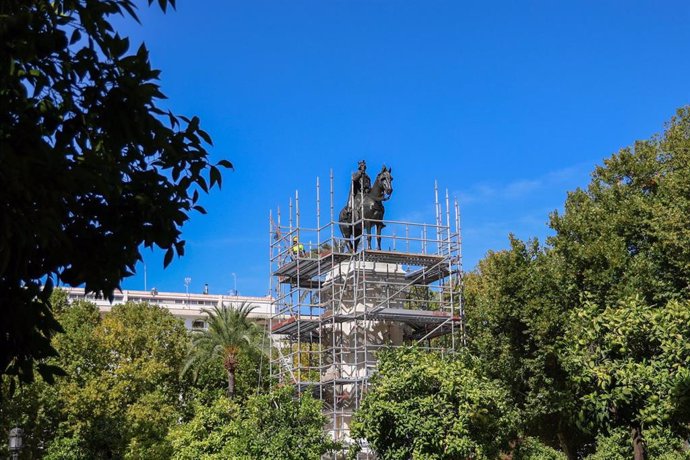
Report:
291,236,305,258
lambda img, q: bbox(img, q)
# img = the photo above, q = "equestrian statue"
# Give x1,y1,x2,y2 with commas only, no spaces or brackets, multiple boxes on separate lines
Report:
339,161,393,252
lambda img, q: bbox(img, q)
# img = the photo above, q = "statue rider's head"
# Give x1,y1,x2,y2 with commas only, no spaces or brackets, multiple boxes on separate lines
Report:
358,160,366,171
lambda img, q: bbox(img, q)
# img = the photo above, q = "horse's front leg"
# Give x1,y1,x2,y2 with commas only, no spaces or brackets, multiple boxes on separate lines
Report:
365,223,373,249
376,224,383,250
352,224,361,253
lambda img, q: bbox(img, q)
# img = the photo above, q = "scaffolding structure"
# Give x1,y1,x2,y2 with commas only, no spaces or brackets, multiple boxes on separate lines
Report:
269,172,463,454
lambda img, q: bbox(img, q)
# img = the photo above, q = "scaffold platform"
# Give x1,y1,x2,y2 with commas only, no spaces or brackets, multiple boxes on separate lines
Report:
269,175,464,451
274,250,449,279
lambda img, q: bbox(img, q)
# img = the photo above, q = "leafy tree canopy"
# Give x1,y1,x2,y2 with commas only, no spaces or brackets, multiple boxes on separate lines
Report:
463,106,690,459
564,297,690,459
168,386,338,460
463,237,584,455
549,107,690,307
0,0,232,388
549,106,690,459
0,298,189,459
350,347,519,460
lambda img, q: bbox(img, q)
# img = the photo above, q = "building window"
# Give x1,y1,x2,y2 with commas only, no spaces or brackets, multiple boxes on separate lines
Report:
192,320,206,330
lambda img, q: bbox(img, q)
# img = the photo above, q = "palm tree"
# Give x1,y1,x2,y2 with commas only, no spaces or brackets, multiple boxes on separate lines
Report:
182,302,265,397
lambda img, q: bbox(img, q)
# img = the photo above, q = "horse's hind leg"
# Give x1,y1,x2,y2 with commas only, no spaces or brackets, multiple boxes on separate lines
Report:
376,224,383,250
343,224,356,253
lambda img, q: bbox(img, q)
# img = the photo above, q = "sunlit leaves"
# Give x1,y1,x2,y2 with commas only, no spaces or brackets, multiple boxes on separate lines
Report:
350,348,519,460
168,387,337,460
0,298,189,458
563,297,690,444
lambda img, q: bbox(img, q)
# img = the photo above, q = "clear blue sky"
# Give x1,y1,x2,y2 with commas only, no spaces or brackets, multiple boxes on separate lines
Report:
115,0,690,296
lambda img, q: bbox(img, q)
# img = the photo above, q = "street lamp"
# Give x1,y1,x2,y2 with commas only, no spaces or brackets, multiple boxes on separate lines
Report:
184,277,191,308
9,427,23,460
231,273,237,296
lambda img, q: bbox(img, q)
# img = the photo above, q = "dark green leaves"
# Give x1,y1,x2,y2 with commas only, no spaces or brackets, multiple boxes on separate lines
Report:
463,107,690,456
0,0,231,391
217,159,233,169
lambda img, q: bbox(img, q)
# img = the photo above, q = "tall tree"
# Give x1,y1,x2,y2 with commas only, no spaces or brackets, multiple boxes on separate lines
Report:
549,107,690,308
548,106,690,458
350,347,519,460
463,237,586,458
463,106,690,458
182,303,266,398
0,298,190,459
563,297,690,460
168,386,337,460
0,0,232,389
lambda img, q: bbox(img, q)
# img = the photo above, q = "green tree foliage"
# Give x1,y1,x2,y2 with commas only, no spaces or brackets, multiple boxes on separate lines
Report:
0,0,232,388
227,386,338,459
512,437,567,460
185,345,270,402
549,107,690,307
0,299,100,459
182,303,266,398
585,426,690,460
0,298,190,459
350,347,518,460
549,107,690,458
564,298,690,459
168,395,239,460
463,107,690,458
168,386,337,460
463,237,584,457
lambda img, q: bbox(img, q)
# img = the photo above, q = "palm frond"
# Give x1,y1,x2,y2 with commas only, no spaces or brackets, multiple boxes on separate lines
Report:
182,301,268,389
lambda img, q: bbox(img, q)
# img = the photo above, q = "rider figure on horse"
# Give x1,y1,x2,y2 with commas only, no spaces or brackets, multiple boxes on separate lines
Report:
339,161,393,252
350,160,371,208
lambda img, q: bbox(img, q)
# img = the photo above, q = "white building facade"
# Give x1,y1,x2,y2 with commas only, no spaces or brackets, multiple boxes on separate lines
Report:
62,287,275,330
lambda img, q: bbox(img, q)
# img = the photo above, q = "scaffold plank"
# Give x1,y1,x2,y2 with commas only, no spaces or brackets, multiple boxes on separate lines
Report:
271,316,320,335
274,250,451,283
273,252,350,280
361,249,446,267
370,307,459,325
294,377,366,388
405,264,453,284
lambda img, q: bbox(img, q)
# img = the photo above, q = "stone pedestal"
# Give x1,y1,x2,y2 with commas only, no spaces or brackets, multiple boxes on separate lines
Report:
319,261,410,441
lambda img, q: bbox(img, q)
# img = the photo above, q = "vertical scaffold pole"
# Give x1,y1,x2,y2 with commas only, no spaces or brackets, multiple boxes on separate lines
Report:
269,209,273,385
277,206,282,379
295,186,300,377
445,189,451,252
276,207,281,316
330,169,334,244
289,198,293,235
316,176,322,402
442,189,452,349
435,180,441,254
329,169,337,441
455,197,465,347
295,190,300,235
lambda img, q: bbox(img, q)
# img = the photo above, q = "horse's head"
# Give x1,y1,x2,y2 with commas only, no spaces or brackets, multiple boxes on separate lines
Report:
377,165,393,200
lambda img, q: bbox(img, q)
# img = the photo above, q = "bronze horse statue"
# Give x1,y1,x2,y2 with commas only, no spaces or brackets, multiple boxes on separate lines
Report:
339,166,393,252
